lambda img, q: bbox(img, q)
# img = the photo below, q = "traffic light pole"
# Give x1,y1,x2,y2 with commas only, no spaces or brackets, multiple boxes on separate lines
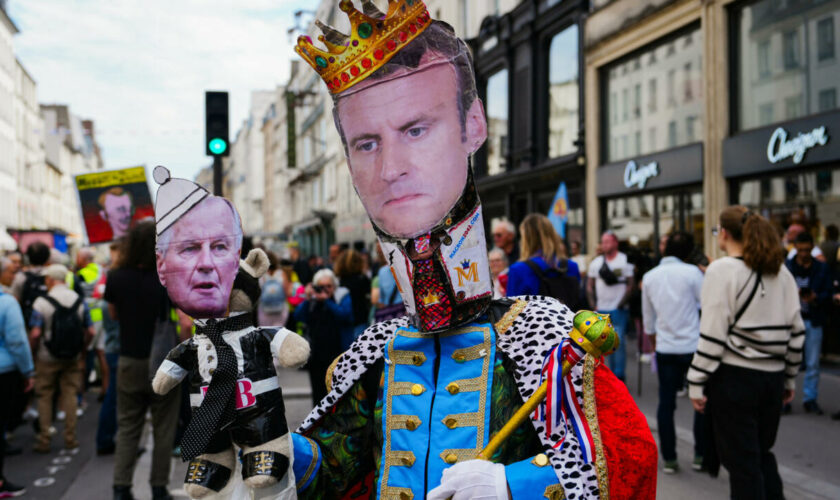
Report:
213,155,223,196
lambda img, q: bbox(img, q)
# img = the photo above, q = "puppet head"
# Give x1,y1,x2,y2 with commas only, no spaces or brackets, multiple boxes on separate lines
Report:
153,166,243,320
297,1,492,332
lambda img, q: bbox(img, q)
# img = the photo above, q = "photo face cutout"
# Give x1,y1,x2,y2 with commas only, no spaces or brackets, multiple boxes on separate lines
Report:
156,197,241,319
337,63,486,239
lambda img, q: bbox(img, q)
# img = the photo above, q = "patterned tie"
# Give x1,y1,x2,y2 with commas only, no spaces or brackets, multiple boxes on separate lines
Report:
180,317,240,462
412,258,452,331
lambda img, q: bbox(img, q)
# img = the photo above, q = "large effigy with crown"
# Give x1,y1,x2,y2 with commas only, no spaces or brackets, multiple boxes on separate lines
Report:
285,1,659,499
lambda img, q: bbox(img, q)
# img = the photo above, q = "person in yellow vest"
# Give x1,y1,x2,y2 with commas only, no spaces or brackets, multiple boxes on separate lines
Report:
70,248,105,409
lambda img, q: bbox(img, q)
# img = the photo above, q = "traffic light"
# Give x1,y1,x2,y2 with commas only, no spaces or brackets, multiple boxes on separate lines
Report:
205,91,229,157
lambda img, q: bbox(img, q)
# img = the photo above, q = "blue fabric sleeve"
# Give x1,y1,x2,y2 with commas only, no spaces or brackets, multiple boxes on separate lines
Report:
324,295,354,325
2,297,35,377
506,262,539,296
29,308,44,330
505,455,561,500
292,433,321,492
567,260,580,282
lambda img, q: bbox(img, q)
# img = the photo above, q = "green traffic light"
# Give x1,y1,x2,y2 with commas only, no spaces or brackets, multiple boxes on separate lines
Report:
209,138,228,155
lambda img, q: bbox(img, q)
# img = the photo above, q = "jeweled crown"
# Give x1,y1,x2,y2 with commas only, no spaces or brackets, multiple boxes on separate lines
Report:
295,0,431,94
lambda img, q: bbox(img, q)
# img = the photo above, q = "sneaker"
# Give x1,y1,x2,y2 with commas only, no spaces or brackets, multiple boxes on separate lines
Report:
171,445,181,458
640,353,652,364
692,456,705,471
65,439,80,450
56,410,66,421
663,460,679,474
151,486,172,500
804,401,824,415
113,485,135,500
0,478,26,497
676,387,688,398
33,441,50,454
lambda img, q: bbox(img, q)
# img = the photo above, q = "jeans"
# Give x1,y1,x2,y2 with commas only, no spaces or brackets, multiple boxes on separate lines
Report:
707,364,784,500
600,308,628,380
96,352,119,450
655,352,706,461
802,319,823,403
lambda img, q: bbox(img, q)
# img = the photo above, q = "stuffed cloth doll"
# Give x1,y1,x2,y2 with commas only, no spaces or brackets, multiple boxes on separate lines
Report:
150,166,309,499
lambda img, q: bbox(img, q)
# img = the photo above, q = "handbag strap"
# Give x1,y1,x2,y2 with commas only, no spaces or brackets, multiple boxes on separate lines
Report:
732,272,762,327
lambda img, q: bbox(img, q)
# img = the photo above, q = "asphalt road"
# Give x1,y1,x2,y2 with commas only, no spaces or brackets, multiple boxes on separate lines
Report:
5,344,840,499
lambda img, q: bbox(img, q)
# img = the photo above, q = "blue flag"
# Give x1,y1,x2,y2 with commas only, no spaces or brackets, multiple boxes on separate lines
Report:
547,182,568,238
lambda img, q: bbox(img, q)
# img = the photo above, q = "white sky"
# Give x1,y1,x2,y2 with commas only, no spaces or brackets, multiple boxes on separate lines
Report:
8,0,311,181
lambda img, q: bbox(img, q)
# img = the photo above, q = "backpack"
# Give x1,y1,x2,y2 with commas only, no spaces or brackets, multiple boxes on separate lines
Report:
260,276,288,314
524,259,583,311
42,295,86,360
20,271,47,327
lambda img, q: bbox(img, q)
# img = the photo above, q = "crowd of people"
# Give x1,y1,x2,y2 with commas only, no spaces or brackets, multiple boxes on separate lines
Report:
0,203,836,498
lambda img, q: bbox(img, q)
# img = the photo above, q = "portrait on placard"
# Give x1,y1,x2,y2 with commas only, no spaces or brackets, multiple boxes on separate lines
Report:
331,23,487,239
152,166,242,319
74,166,154,244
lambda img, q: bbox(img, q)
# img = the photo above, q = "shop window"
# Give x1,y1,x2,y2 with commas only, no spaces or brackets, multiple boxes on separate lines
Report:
686,115,697,142
819,88,837,111
759,102,775,126
736,0,840,131
633,84,641,118
758,40,771,78
818,17,835,62
783,30,800,69
668,121,677,148
485,69,509,176
603,24,703,162
667,70,677,107
648,79,658,113
785,95,802,120
548,24,580,158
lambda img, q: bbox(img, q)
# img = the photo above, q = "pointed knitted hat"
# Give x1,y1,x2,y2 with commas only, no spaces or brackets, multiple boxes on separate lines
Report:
152,165,209,237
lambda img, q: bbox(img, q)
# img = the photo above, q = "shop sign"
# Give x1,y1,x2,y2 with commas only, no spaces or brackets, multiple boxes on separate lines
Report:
597,143,703,198
623,160,659,189
766,126,829,165
723,110,840,178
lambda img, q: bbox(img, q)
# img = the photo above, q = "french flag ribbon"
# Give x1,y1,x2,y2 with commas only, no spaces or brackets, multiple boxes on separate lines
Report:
533,339,596,463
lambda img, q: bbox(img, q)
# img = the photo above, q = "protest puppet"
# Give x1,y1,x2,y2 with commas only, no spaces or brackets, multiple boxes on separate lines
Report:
289,2,657,499
148,166,309,499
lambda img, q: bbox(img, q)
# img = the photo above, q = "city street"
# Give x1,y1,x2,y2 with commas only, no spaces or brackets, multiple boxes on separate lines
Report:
4,343,840,499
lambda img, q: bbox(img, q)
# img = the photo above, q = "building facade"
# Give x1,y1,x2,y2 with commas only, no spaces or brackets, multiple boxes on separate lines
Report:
0,7,17,229
14,59,46,230
584,0,840,354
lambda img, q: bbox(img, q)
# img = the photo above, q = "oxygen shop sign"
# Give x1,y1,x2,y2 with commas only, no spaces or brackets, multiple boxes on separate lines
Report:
766,126,829,165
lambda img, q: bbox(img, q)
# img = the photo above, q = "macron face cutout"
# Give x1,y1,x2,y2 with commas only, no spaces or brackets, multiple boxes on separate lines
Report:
153,166,243,319
332,22,487,240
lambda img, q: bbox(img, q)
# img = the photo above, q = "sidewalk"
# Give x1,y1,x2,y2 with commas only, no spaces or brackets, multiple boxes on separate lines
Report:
57,368,314,500
624,339,840,500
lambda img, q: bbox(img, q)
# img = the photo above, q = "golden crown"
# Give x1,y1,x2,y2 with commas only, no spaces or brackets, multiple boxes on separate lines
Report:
295,0,431,94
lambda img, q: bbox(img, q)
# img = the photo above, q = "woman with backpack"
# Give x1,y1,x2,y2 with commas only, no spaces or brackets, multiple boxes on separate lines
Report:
687,206,804,499
506,214,581,310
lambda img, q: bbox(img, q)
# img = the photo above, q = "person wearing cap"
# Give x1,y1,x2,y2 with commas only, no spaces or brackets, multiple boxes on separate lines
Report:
291,2,656,499
28,264,94,453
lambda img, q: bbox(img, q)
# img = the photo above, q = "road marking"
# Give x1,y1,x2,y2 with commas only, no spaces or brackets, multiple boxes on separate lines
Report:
52,456,72,465
33,477,55,487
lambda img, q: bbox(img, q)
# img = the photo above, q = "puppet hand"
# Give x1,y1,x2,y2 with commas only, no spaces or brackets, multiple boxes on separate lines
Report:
151,370,180,395
275,329,310,369
427,460,509,500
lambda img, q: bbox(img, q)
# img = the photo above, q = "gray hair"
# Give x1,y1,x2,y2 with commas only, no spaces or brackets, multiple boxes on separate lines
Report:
312,268,339,288
488,247,508,265
491,217,516,236
155,197,243,256
0,257,11,273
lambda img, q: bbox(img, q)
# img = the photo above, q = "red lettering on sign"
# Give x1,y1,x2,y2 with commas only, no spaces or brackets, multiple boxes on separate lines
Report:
199,378,256,409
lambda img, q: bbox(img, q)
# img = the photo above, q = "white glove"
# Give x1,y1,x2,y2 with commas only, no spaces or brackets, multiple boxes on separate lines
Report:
427,460,509,500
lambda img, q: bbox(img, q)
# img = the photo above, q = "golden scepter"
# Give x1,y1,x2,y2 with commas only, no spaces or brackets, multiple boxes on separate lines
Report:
476,310,619,461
